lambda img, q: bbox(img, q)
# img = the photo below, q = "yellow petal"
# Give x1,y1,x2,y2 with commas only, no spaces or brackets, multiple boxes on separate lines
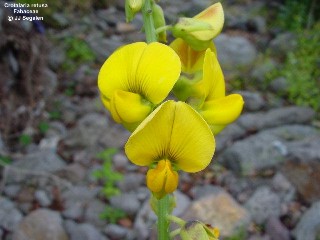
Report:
193,49,225,101
168,102,215,172
125,101,173,166
111,89,152,123
170,38,216,74
98,42,180,105
98,42,146,99
201,94,244,125
125,100,215,172
134,42,181,104
194,2,224,40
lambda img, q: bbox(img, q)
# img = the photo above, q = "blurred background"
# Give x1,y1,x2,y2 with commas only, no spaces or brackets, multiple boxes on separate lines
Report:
0,0,319,239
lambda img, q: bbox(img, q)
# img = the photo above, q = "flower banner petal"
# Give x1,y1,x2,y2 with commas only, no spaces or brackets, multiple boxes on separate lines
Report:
125,101,215,172
135,42,181,104
98,42,147,99
125,101,175,166
169,102,215,172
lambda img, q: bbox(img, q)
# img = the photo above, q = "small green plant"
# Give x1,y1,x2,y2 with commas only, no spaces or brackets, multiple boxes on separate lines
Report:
19,134,32,147
224,227,247,240
274,0,319,31
93,148,123,198
38,121,50,135
268,24,320,113
92,148,126,222
65,37,95,62
0,155,12,166
99,205,126,224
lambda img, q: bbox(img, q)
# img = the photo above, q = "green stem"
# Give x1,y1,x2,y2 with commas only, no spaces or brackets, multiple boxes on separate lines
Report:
155,25,172,35
158,194,170,240
142,0,157,43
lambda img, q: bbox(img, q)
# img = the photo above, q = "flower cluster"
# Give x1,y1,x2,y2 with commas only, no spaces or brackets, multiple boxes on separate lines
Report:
98,2,244,199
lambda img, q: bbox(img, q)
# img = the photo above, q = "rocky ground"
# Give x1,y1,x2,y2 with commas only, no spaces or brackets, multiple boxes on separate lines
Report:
0,0,320,240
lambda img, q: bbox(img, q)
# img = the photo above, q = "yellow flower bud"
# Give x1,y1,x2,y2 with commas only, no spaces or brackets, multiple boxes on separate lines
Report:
172,3,224,51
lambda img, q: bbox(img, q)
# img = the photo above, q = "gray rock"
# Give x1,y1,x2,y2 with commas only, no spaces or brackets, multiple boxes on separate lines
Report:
250,58,277,84
104,224,128,239
190,185,224,200
245,186,281,224
134,198,157,240
287,136,320,162
12,209,68,240
12,150,66,173
110,193,140,216
34,190,52,207
219,125,320,175
45,121,67,139
265,217,290,240
48,45,66,70
214,33,257,70
269,77,289,94
237,106,315,131
269,32,298,58
63,113,129,155
42,68,58,97
218,129,285,175
65,220,108,240
215,123,246,152
55,163,86,183
281,159,320,204
4,184,21,198
87,32,122,62
236,91,266,112
84,199,106,228
112,153,130,170
293,201,320,240
271,173,296,202
172,190,191,217
0,197,23,231
117,173,145,192
62,186,100,220
182,189,251,238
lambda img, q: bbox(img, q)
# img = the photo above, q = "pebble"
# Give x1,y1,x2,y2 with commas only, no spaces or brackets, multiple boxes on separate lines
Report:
245,186,281,224
182,190,250,237
237,106,315,131
65,220,108,240
110,193,141,216
237,90,266,112
265,217,290,240
293,201,320,240
117,173,145,192
0,197,23,231
84,199,106,228
104,224,128,239
12,209,68,240
34,190,52,207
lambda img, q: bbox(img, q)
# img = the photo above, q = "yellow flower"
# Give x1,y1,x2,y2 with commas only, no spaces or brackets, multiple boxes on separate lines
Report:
98,42,181,131
125,100,215,198
172,3,224,51
193,49,244,134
